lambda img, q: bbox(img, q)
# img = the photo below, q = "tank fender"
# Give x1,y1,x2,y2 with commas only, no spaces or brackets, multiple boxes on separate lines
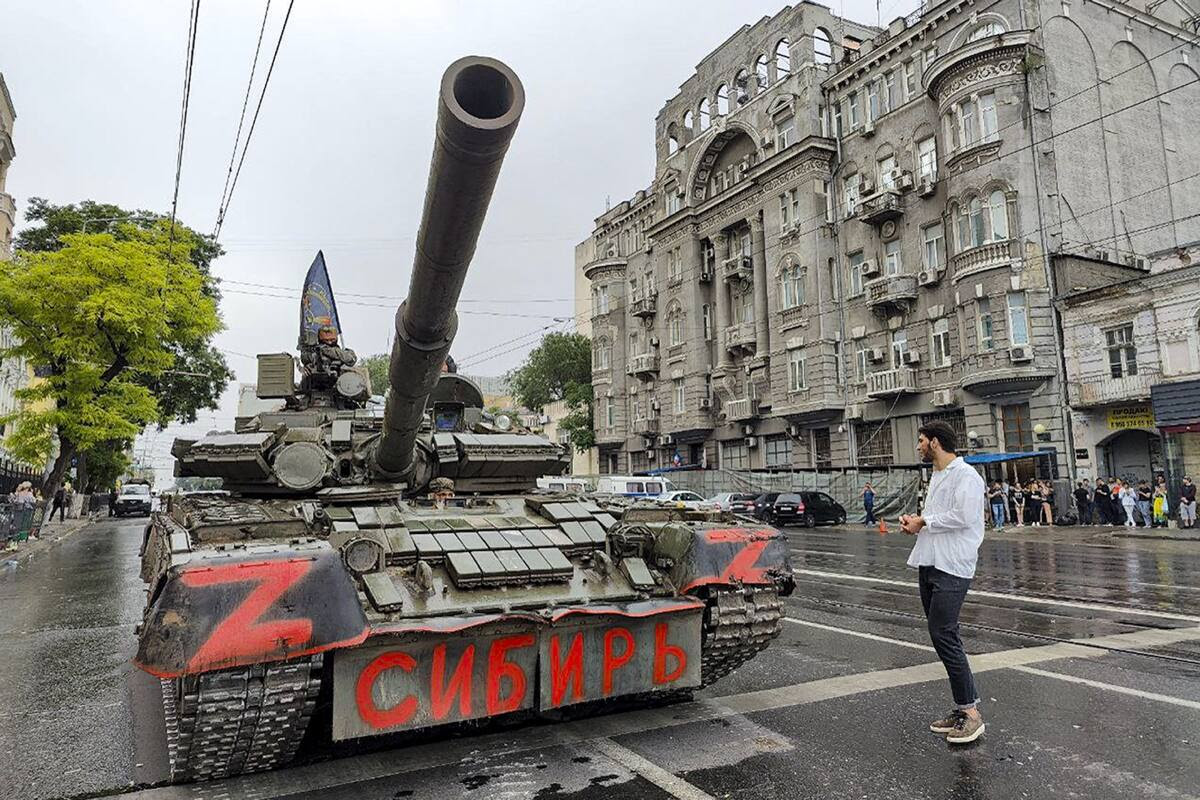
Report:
135,543,369,678
654,523,794,595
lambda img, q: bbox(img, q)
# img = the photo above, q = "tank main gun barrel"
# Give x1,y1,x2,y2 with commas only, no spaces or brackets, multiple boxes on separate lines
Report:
372,56,525,479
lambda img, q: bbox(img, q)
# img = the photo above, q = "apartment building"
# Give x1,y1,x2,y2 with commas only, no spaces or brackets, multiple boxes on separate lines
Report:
579,0,1200,479
0,72,29,452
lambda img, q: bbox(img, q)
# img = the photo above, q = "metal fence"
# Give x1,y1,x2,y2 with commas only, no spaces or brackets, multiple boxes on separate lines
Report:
0,500,45,545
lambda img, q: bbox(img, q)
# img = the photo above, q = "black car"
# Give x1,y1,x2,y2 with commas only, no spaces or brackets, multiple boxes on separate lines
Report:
751,492,781,521
795,491,847,527
112,484,152,517
724,493,760,514
769,493,806,525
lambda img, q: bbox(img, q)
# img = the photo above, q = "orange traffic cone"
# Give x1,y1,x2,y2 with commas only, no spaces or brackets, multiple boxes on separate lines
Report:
877,518,888,535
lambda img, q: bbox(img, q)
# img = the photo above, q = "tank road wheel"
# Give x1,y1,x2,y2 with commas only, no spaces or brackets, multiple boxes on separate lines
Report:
698,586,783,687
160,655,324,782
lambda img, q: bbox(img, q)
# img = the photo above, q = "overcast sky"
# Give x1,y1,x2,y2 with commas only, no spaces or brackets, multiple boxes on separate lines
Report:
1,0,894,482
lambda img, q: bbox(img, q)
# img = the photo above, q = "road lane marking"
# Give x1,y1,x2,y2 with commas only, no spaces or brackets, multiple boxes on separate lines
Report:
118,624,1200,800
784,617,936,652
588,737,717,800
1012,665,1200,710
792,567,1200,623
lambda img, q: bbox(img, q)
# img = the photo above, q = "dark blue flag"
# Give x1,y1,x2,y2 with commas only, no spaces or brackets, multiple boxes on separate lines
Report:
299,251,341,340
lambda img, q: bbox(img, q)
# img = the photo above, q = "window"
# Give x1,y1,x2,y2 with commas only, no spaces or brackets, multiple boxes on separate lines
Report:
988,190,1008,240
855,346,868,382
702,304,712,340
903,61,917,101
978,298,994,351
878,155,897,189
674,378,686,413
813,427,832,467
722,441,749,469
788,349,806,391
775,38,791,78
917,136,937,180
931,318,952,368
848,250,865,295
823,180,834,222
833,101,844,138
667,134,679,155
959,98,979,147
683,109,694,133
779,187,800,230
814,28,833,65
848,91,861,129
775,114,796,150
891,329,908,368
752,54,769,89
843,173,861,216
716,83,729,116
922,222,944,270
980,93,997,141
967,21,1006,41
884,239,903,275
667,247,683,282
734,287,754,324
1007,292,1029,346
1002,402,1033,452
922,45,938,75
1106,324,1138,378
951,92,997,152
669,309,683,346
855,420,895,466
885,69,900,112
765,435,792,468
834,340,844,383
780,264,805,309
698,97,711,131
605,397,615,429
970,197,986,247
867,80,880,121
734,70,750,104
667,189,683,215
629,331,640,357
591,284,610,315
594,338,612,370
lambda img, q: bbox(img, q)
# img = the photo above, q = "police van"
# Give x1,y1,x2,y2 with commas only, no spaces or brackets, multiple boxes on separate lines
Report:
593,475,676,498
535,476,591,494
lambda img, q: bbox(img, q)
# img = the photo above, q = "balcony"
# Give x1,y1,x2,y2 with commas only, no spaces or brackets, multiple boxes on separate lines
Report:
1068,368,1160,409
866,274,918,315
950,239,1016,282
724,397,760,421
628,353,660,378
723,322,756,354
629,291,657,318
960,351,1055,397
722,255,753,283
859,191,903,226
633,415,661,436
866,367,918,398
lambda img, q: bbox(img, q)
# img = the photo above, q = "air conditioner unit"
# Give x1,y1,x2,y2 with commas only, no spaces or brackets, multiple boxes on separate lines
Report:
918,269,940,287
1009,344,1033,362
868,347,886,362
746,436,758,448
917,176,936,197
860,176,877,196
932,389,957,407
649,336,660,347
903,350,921,365
698,396,712,410
658,434,674,446
862,118,876,137
845,403,865,420
860,259,880,278
643,438,655,449
894,171,914,191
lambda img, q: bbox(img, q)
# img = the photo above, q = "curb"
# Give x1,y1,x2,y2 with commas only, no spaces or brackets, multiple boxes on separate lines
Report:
1113,531,1200,542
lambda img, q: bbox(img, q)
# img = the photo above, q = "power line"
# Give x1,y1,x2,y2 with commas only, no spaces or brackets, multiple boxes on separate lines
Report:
216,286,566,318
213,0,296,242
213,0,273,238
168,0,201,246
217,277,573,304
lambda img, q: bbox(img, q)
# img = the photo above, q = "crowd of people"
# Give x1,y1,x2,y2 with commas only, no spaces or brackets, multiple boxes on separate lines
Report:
983,474,1197,530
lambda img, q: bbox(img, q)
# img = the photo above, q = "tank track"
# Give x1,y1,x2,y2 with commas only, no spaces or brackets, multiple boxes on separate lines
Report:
160,654,323,782
698,585,784,686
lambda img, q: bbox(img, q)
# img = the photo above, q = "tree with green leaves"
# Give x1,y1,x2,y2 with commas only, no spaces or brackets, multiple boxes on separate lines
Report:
360,353,389,397
14,198,232,428
0,221,223,498
506,332,594,453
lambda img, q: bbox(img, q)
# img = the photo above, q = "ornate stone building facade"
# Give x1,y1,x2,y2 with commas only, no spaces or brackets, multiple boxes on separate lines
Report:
580,1,1200,478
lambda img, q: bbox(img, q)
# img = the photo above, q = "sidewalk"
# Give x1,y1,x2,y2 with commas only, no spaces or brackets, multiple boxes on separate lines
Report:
3,515,95,567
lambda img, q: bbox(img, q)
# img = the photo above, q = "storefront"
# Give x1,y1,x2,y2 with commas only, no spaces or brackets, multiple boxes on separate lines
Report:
1151,379,1200,509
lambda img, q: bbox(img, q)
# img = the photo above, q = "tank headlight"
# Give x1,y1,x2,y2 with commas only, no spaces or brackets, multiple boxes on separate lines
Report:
342,537,383,574
494,414,512,431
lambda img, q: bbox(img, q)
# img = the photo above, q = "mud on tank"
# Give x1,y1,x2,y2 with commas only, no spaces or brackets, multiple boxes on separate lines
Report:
136,55,795,783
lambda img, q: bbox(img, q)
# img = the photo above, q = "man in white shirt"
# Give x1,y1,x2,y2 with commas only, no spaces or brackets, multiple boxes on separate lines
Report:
899,421,986,744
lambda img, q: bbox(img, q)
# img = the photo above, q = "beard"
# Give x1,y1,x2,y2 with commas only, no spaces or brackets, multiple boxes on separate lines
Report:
919,447,933,463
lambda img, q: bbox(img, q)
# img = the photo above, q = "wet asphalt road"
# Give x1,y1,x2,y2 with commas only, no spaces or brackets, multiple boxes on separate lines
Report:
2,518,1199,800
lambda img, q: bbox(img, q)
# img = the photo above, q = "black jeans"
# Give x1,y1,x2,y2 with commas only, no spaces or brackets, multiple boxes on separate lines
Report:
919,566,978,708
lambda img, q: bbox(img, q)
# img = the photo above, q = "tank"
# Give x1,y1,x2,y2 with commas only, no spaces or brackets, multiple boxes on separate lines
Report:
136,56,794,783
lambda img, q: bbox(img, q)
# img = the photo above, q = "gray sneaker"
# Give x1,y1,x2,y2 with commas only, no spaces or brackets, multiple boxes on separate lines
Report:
929,710,963,734
946,712,985,744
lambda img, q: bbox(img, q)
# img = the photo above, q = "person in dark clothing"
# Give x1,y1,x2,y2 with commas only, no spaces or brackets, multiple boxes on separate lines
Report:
1027,481,1044,527
1180,476,1196,529
51,486,67,522
861,483,877,525
1093,479,1110,524
1136,481,1153,528
1074,481,1091,525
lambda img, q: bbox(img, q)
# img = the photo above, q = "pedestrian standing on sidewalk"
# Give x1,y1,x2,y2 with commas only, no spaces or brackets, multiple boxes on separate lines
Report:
1094,478,1110,525
987,481,1006,531
1041,481,1056,526
1179,477,1197,529
862,482,877,525
1153,483,1168,528
1110,479,1123,525
1074,481,1091,525
1136,480,1153,529
1013,482,1027,526
900,421,986,744
1119,481,1138,527
1028,481,1044,527
51,484,67,523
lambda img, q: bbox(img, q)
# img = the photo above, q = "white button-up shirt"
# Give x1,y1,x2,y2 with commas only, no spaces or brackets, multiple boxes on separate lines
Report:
907,456,986,579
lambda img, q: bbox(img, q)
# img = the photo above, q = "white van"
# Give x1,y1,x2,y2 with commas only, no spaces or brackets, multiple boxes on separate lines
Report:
594,475,676,498
536,476,591,494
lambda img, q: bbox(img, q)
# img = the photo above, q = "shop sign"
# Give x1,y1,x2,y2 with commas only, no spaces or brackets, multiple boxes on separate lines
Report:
1107,406,1155,430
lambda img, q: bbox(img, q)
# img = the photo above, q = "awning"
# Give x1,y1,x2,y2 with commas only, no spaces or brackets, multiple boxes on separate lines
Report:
963,451,1051,465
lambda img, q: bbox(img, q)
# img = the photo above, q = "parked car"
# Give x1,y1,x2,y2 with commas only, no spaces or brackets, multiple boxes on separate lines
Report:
751,492,781,521
656,490,713,510
768,493,807,525
112,484,152,517
797,491,848,526
709,492,760,514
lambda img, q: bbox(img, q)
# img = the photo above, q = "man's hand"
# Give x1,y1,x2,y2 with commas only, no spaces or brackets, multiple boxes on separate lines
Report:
899,514,925,535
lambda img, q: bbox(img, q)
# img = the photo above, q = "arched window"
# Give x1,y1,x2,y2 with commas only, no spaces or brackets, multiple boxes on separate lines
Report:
988,190,1008,240
780,264,805,309
755,54,769,89
716,83,730,116
593,338,611,370
734,69,751,104
683,109,694,134
967,21,1006,41
969,197,985,247
698,97,711,131
668,303,684,346
774,38,791,78
667,124,679,156
813,28,833,65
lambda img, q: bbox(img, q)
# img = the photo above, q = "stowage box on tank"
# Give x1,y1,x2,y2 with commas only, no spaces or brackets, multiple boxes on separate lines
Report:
136,56,794,783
